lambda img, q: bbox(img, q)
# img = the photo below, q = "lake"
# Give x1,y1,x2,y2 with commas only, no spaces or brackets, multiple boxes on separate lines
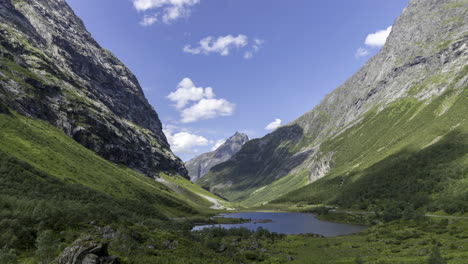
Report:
192,212,367,237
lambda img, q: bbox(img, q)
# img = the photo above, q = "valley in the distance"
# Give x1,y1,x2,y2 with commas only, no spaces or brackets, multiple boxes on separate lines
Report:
0,0,467,263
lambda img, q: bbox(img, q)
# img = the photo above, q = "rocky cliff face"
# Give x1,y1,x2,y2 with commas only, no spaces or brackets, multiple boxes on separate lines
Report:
199,0,468,203
186,132,249,182
0,0,187,177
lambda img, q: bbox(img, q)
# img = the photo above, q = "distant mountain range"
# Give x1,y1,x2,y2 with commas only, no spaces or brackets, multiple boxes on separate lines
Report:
186,132,249,182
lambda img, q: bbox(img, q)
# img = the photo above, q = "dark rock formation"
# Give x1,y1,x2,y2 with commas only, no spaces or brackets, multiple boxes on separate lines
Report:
0,0,187,178
58,239,118,264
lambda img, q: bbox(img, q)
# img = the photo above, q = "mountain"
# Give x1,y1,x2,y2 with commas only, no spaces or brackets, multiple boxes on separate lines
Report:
198,0,468,208
0,0,234,262
186,132,249,182
0,0,186,178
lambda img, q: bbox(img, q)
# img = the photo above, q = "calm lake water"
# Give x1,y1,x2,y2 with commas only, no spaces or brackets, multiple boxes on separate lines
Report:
192,212,367,237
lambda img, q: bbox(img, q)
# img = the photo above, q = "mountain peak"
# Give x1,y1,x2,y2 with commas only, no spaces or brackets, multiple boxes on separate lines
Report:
186,132,250,182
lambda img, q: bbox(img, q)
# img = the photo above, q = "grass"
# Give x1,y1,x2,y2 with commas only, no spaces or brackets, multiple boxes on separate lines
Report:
199,66,467,209
274,85,468,213
158,172,236,210
0,109,208,217
268,218,468,264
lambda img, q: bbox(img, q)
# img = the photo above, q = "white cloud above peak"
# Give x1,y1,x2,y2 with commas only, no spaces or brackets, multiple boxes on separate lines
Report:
265,118,282,131
163,126,209,154
133,0,200,25
167,78,235,123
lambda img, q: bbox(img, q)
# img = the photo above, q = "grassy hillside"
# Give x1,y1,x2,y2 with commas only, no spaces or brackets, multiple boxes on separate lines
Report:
273,81,468,213
0,108,243,262
158,172,235,210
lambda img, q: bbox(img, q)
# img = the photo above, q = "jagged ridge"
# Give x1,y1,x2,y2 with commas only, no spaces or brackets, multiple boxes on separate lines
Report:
186,132,249,182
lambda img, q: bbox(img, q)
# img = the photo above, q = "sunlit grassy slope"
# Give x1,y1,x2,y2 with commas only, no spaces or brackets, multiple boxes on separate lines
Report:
0,108,215,216
273,82,468,212
234,68,468,209
158,172,235,210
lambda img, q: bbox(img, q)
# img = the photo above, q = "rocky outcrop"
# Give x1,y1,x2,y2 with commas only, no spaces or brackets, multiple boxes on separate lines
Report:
58,239,118,264
200,0,468,202
186,132,249,181
0,0,187,177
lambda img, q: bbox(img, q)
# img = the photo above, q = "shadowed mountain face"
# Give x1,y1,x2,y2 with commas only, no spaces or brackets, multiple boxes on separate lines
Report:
0,0,187,177
199,0,468,205
186,132,249,182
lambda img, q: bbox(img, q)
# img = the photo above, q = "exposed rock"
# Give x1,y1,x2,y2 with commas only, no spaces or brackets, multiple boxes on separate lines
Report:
100,226,116,240
0,0,187,178
186,132,249,182
58,239,118,264
308,152,335,183
199,0,468,202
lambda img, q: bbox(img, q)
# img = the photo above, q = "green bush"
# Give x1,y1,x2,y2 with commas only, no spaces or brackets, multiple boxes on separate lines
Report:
427,246,446,264
0,246,16,264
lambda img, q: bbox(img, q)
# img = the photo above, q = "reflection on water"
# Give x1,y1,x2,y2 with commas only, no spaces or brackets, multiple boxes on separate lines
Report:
192,212,367,237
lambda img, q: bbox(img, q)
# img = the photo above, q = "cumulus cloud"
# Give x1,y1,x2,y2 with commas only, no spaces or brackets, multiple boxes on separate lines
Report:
355,26,392,59
167,78,215,109
265,118,282,131
183,35,248,56
167,78,235,123
163,126,209,154
133,0,200,25
365,26,392,47
181,98,235,123
211,139,225,151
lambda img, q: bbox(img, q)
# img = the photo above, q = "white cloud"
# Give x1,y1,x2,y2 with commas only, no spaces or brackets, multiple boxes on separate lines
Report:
355,26,392,59
184,34,248,56
140,14,158,26
167,78,236,123
211,139,225,151
167,78,214,109
163,126,209,154
133,0,200,25
265,118,282,131
364,26,392,47
181,98,235,123
244,38,264,59
355,48,370,58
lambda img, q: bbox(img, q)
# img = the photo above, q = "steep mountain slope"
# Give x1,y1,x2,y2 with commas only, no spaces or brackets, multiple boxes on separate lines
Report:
187,132,249,182
0,0,186,177
199,0,468,207
0,109,244,264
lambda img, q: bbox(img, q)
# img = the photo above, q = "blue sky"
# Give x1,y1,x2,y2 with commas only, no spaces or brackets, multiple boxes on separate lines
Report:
66,0,408,161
